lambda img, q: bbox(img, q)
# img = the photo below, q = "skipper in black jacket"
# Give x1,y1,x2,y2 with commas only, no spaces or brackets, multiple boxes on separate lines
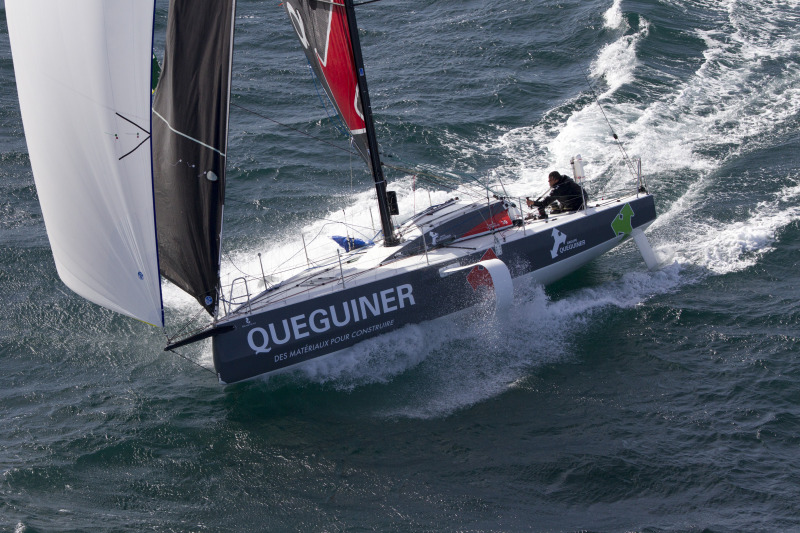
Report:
526,171,586,218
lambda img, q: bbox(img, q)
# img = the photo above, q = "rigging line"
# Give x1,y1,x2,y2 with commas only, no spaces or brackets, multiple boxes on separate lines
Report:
385,165,457,186
269,221,378,278
382,163,459,187
218,219,372,289
163,344,217,376
114,112,152,160
219,194,380,234
218,196,376,234
382,162,495,197
221,258,256,281
221,250,268,281
308,0,384,5
166,306,212,341
260,225,330,279
316,216,376,233
263,222,347,277
230,101,358,157
384,155,501,195
579,67,638,179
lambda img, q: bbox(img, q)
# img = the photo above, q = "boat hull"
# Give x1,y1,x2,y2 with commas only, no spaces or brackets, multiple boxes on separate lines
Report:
212,195,656,383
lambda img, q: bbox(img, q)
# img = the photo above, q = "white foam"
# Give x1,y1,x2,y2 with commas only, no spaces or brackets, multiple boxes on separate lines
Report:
491,17,651,199
282,323,433,388
172,0,800,412
602,0,626,31
262,285,559,417
592,19,647,94
662,178,800,274
496,0,800,194
242,262,690,419
370,0,800,415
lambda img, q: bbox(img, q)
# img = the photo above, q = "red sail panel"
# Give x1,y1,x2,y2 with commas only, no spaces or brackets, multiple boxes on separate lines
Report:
284,0,370,167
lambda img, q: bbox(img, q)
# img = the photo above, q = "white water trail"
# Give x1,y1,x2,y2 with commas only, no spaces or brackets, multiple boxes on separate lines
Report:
173,0,800,415
659,178,800,275
367,0,800,417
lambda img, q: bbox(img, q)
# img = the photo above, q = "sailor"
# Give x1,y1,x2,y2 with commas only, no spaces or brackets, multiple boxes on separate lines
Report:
527,170,586,218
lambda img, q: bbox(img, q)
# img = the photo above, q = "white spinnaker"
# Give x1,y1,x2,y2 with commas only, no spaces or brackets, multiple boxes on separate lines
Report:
7,0,163,327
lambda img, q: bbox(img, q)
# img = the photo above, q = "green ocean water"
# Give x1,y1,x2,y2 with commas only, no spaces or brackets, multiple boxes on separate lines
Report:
2,0,800,531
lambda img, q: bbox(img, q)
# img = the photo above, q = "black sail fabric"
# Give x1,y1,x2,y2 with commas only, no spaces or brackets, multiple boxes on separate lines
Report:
152,0,236,315
283,0,371,169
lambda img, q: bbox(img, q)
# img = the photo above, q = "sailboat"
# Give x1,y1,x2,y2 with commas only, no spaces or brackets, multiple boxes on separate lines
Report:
6,0,657,384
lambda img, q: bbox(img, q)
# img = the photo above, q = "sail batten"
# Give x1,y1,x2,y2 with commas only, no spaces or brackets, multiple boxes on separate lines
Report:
152,0,237,315
7,0,164,327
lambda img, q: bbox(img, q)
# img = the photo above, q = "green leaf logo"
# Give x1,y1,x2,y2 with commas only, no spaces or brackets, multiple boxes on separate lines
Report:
611,203,635,236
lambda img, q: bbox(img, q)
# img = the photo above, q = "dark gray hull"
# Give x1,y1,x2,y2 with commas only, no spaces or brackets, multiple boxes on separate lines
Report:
212,195,656,383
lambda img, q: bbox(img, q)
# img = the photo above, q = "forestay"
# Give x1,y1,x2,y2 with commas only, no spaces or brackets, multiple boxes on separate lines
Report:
6,0,163,326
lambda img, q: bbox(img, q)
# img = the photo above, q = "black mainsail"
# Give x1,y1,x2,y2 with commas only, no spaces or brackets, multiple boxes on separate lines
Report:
152,0,236,314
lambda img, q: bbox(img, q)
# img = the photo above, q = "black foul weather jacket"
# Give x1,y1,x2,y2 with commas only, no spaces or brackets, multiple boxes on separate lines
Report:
541,176,586,211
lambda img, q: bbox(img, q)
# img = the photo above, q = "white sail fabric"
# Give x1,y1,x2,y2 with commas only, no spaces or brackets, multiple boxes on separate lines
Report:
7,0,163,326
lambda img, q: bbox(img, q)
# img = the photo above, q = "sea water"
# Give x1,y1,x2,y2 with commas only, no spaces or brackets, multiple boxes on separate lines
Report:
2,0,800,530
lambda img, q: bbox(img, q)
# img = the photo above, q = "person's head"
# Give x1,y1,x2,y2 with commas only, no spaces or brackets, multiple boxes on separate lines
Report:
548,171,561,185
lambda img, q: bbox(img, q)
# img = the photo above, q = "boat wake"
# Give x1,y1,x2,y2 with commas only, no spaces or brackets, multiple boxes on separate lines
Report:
217,260,685,418
155,0,800,403
657,178,800,275
315,174,800,418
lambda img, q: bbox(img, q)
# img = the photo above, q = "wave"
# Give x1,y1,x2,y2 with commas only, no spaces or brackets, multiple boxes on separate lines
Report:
658,177,800,275
167,0,800,413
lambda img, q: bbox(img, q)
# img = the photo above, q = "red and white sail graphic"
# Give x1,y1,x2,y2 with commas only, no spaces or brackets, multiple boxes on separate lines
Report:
467,248,499,290
284,0,369,164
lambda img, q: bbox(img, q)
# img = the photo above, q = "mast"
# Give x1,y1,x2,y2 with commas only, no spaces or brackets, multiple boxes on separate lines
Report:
343,0,399,246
